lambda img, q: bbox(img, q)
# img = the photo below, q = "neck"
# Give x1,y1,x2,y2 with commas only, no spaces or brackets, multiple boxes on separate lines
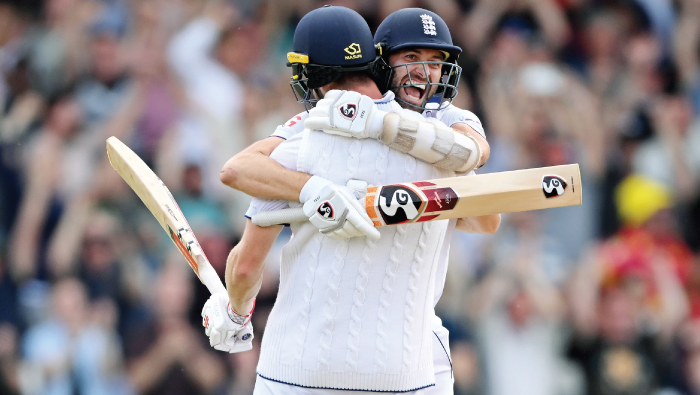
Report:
325,81,383,100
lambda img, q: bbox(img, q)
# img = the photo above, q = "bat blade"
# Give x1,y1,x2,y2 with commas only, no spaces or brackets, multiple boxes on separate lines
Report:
106,136,226,295
366,164,582,226
251,164,583,228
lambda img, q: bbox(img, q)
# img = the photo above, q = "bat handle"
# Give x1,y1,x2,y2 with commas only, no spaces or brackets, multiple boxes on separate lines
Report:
251,208,307,227
198,263,227,295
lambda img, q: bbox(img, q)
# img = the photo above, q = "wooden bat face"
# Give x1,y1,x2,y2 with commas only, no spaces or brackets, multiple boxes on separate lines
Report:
106,136,226,295
365,164,581,226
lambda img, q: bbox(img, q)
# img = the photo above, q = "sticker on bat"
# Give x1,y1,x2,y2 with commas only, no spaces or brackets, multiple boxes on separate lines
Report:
424,187,459,212
377,185,426,225
164,204,177,222
167,224,200,275
542,175,568,198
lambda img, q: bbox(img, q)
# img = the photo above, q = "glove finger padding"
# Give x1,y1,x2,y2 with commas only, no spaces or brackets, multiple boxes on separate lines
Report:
335,188,379,240
320,89,345,104
304,90,384,140
305,89,344,128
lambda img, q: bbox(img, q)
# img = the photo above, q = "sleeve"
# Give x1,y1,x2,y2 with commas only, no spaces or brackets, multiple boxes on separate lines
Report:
439,107,486,139
245,198,290,219
270,111,309,140
244,133,304,218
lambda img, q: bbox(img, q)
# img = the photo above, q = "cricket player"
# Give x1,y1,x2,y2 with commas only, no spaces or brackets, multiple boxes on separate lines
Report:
202,6,499,394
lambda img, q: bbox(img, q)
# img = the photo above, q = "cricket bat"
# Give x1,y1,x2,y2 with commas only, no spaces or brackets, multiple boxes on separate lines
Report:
251,164,582,227
106,136,226,295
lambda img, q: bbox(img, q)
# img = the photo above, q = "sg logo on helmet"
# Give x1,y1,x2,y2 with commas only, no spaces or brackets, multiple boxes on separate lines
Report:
344,43,362,60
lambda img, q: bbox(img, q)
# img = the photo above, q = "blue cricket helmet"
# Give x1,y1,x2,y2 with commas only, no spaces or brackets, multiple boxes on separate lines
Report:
287,5,386,108
374,8,462,111
375,8,461,60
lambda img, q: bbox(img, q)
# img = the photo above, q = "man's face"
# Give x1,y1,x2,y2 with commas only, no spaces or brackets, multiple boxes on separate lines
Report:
388,48,445,110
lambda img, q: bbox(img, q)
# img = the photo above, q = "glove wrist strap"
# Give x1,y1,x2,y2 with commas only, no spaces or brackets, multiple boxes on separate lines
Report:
227,299,255,326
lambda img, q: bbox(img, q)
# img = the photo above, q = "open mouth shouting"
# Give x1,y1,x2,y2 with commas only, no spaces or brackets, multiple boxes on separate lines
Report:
400,78,429,105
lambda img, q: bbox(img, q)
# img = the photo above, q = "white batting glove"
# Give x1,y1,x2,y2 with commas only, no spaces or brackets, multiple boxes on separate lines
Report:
304,90,387,140
300,176,380,240
201,292,254,353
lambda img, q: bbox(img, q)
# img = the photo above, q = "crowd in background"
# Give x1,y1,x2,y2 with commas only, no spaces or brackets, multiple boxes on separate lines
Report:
1,0,700,394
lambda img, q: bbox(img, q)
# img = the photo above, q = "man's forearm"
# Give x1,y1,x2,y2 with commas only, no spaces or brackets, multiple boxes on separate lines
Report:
451,123,490,168
220,138,310,201
225,220,282,314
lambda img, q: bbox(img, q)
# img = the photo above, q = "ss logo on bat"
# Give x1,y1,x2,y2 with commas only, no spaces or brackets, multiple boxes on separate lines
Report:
377,185,424,225
542,175,568,198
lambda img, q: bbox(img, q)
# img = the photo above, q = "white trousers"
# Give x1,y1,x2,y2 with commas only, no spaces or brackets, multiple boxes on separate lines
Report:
253,325,453,395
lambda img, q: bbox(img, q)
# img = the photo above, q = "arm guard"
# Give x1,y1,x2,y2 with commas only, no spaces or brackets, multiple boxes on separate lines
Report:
380,113,482,173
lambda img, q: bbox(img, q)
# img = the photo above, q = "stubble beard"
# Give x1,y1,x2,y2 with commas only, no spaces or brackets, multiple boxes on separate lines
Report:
391,72,438,112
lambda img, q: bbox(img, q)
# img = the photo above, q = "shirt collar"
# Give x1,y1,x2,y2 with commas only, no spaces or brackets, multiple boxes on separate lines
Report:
374,91,395,104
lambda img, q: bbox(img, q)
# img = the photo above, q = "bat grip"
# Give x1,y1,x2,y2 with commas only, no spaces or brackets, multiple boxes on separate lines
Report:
251,208,307,227
199,265,227,295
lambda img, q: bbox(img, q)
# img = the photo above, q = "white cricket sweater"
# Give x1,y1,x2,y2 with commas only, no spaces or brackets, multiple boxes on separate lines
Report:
268,94,484,308
257,126,455,392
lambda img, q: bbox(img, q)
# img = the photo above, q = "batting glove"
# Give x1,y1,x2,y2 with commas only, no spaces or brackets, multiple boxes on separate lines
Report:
201,292,254,353
300,176,380,240
304,90,387,140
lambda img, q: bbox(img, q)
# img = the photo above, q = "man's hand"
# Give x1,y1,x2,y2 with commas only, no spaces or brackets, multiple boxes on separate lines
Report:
305,90,386,140
300,176,380,240
201,292,254,353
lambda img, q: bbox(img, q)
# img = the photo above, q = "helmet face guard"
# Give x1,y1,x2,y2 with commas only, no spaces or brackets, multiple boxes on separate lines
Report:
288,53,388,110
386,59,461,111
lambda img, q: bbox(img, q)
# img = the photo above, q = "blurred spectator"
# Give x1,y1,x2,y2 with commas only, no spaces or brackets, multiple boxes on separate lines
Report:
630,94,700,249
0,252,20,330
77,210,123,301
467,211,577,395
602,175,695,309
126,31,180,164
568,174,691,394
0,55,44,143
19,277,130,395
225,340,261,395
176,163,230,233
74,2,132,126
8,89,84,281
450,338,482,395
124,262,226,395
166,0,252,228
23,0,101,98
0,323,20,395
568,284,671,395
479,35,603,261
